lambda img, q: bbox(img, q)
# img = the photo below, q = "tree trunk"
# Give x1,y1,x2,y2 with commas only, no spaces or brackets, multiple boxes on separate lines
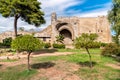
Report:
27,52,31,71
85,47,92,68
14,14,19,37
116,35,119,45
16,50,20,59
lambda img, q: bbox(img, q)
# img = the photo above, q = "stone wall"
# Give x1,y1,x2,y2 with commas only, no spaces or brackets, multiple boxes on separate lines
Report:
50,13,112,44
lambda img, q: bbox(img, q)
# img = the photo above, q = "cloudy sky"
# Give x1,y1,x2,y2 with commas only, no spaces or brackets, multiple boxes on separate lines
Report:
0,0,112,33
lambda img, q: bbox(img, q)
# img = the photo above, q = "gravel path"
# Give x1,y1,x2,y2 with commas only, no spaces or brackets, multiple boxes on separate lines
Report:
0,52,75,60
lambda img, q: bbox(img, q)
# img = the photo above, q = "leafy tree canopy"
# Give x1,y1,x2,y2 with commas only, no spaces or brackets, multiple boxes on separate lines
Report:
0,0,45,37
18,27,25,31
0,0,45,26
12,35,43,52
56,34,64,44
108,0,120,44
74,33,98,68
74,33,98,49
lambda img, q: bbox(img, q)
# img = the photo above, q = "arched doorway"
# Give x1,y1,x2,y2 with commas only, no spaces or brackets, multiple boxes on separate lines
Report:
59,29,73,45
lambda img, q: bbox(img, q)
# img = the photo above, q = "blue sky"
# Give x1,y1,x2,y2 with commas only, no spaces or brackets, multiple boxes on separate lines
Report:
0,0,112,33
66,0,111,13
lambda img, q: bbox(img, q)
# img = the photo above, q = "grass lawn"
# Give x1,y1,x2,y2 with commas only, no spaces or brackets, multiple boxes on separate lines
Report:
0,48,120,80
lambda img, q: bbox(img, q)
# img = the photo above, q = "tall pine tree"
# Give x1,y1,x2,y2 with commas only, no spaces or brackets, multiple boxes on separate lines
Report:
0,0,45,37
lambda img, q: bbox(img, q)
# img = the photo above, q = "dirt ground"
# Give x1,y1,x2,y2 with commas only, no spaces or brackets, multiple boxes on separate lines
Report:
0,52,82,80
31,60,81,80
106,63,120,70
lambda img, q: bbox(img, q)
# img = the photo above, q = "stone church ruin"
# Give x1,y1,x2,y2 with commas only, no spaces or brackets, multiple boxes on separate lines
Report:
35,12,112,45
0,12,112,46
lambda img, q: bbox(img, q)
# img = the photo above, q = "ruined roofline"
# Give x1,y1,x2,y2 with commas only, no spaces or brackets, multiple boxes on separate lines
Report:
57,15,107,19
0,31,13,34
52,12,107,19
37,25,52,33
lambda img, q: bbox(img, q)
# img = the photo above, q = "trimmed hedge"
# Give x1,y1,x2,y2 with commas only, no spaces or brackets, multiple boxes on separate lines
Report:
44,43,51,48
0,42,3,47
53,43,65,49
101,43,120,57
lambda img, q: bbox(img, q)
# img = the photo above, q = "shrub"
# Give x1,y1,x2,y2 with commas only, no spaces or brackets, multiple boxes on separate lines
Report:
0,42,3,47
56,34,64,44
2,37,12,47
44,43,51,48
53,43,65,49
101,43,120,57
12,35,44,52
101,43,107,47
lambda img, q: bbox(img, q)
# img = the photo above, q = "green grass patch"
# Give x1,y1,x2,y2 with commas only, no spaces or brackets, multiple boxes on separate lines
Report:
0,59,17,62
75,65,120,80
0,65,37,80
0,48,119,80
57,48,81,52
33,48,120,80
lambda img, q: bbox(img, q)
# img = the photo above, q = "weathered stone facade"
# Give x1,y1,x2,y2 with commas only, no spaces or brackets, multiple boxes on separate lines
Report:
0,12,112,45
35,12,112,45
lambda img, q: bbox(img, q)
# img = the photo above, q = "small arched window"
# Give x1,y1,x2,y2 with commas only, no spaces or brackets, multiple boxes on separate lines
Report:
98,30,99,32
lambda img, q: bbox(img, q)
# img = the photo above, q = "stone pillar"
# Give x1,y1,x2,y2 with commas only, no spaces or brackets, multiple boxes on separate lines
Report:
51,12,57,24
51,12,58,44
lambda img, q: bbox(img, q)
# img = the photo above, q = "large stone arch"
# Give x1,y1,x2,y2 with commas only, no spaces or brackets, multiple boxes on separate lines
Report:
56,22,74,40
55,22,74,45
59,29,73,45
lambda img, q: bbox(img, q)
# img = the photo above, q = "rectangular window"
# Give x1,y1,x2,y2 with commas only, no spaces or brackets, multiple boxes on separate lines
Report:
43,37,46,41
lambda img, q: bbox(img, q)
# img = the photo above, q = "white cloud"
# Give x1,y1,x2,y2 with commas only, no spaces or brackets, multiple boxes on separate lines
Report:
39,0,85,28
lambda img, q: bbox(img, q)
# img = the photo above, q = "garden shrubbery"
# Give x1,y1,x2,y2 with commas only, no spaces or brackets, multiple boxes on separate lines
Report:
2,37,12,47
0,37,12,48
44,43,51,48
101,42,107,47
53,43,65,49
101,43,120,57
0,42,3,47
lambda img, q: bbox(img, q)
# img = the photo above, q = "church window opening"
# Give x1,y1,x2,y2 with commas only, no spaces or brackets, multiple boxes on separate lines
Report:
98,30,99,32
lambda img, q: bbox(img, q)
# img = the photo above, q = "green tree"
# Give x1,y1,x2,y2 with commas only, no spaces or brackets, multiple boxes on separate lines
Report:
18,27,25,31
0,0,45,37
3,37,12,47
74,33,98,68
12,35,44,70
108,0,120,44
56,34,64,44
